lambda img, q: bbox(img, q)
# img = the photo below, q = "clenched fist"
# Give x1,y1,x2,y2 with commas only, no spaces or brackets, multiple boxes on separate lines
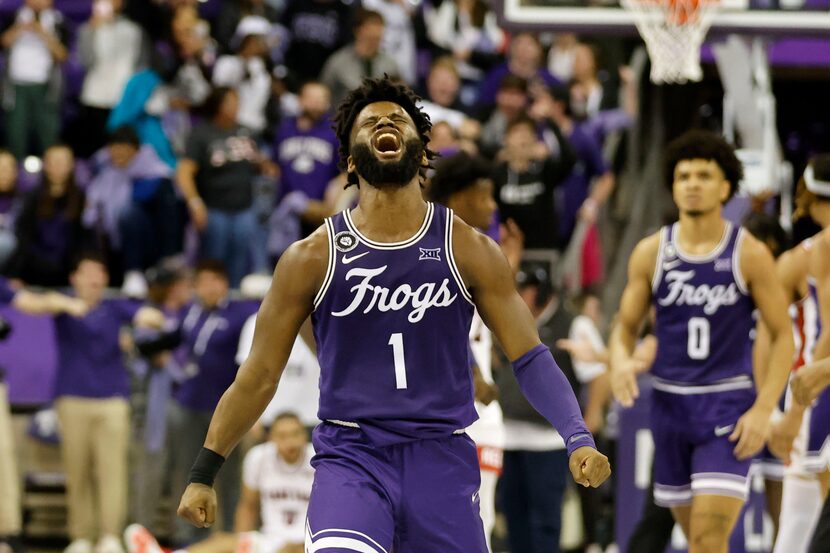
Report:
569,446,612,488
177,483,217,528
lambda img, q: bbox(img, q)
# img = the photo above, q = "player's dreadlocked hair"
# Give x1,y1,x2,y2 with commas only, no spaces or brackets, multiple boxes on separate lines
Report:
664,130,744,202
795,154,830,221
334,76,436,188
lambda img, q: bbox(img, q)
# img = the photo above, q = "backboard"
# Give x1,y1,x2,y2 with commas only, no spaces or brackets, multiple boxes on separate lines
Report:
495,0,830,35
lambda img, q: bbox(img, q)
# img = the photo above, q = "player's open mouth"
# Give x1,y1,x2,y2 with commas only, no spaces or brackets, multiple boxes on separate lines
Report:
372,131,402,157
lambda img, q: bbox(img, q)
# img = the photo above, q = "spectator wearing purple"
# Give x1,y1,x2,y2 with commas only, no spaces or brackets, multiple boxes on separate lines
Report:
272,81,340,239
84,126,182,297
75,0,147,157
177,88,271,287
6,145,90,287
478,32,559,109
14,252,165,553
280,0,357,85
543,86,615,246
0,151,22,268
130,260,192,534
492,114,576,251
319,8,400,107
167,260,259,544
0,0,68,160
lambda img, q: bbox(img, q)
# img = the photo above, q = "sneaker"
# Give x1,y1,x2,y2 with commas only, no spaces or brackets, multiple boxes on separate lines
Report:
96,536,124,553
123,525,162,553
122,271,148,299
64,539,93,553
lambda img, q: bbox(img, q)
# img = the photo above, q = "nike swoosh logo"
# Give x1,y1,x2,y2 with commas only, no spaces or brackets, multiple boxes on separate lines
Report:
663,259,682,271
714,424,735,437
342,252,370,265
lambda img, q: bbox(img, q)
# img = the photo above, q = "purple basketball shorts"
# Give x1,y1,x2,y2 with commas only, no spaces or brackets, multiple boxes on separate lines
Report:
304,422,488,552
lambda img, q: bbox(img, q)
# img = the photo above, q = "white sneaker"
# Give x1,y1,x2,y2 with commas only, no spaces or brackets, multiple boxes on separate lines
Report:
64,539,93,553
96,535,125,553
123,525,163,553
122,271,148,298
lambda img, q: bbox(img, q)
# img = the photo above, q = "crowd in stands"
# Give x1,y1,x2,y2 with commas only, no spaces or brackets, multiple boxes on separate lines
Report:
0,0,635,295
0,1,639,552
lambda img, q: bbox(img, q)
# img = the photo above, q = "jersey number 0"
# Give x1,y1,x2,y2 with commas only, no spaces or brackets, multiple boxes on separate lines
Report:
687,317,711,360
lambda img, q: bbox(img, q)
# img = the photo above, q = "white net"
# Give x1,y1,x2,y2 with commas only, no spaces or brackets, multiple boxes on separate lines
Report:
621,0,721,84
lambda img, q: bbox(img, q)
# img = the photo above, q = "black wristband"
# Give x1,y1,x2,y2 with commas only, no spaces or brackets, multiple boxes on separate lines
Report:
187,447,226,487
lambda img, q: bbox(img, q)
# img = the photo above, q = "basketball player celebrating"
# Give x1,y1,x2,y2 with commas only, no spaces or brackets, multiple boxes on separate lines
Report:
177,77,610,552
609,130,794,553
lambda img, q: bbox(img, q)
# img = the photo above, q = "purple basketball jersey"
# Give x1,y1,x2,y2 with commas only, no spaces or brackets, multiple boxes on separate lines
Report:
651,222,756,385
312,202,478,445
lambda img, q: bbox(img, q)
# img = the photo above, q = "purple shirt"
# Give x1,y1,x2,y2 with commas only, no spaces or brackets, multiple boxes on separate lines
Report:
477,63,560,107
312,203,477,445
275,116,340,201
53,298,141,399
173,299,259,412
558,124,607,241
0,278,15,304
652,223,756,385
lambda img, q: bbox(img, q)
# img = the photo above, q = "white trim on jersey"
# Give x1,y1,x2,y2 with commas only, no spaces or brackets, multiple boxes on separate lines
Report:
313,218,337,309
343,202,434,250
653,484,693,507
445,209,474,305
652,375,753,395
305,524,388,553
732,227,749,295
690,472,750,501
651,225,668,294
671,221,733,263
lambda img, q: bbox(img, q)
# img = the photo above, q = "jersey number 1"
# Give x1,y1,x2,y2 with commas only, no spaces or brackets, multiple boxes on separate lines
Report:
687,317,710,360
388,333,408,389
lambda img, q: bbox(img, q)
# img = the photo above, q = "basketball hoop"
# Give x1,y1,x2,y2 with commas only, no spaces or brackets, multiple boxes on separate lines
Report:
621,0,721,84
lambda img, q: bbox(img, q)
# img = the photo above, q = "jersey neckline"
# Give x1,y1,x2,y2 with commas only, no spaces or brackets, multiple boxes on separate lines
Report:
671,221,733,263
344,201,434,250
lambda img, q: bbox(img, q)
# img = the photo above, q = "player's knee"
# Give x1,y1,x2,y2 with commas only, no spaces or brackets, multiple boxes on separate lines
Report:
689,514,733,553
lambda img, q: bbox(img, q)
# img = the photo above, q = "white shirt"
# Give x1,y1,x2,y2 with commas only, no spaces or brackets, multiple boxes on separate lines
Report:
8,8,60,84
569,315,608,383
466,312,505,449
419,100,467,130
80,17,144,107
242,442,315,544
236,314,321,426
212,55,271,132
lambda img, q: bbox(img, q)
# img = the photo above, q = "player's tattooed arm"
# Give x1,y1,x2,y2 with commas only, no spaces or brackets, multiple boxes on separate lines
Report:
732,233,795,460
608,232,660,408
